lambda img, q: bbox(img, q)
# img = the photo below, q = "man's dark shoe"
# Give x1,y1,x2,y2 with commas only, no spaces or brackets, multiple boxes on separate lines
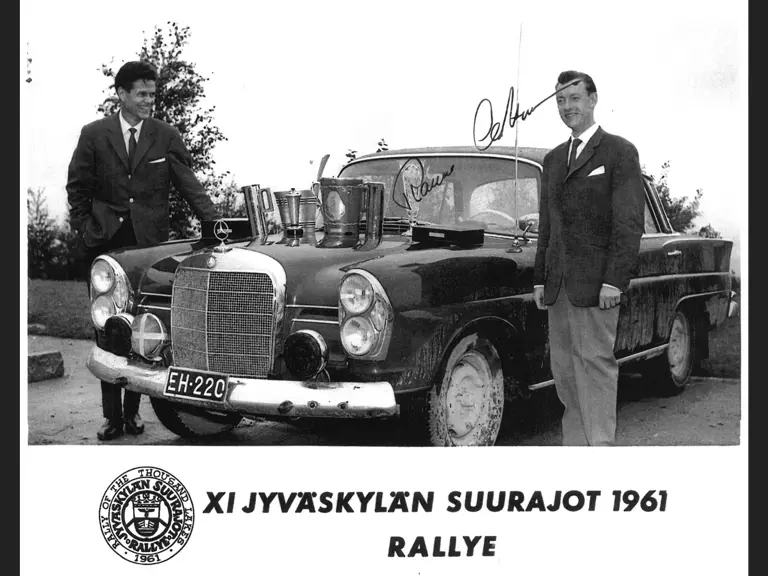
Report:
97,419,124,441
124,414,145,435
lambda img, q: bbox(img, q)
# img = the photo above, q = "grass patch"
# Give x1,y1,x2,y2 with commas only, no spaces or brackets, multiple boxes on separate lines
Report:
28,279,94,340
700,316,741,379
26,280,742,379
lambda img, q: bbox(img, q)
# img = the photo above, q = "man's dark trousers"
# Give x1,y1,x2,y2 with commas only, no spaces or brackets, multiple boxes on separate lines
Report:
83,217,140,423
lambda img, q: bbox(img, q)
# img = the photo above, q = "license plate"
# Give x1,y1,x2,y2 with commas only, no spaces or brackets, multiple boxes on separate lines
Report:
165,367,229,404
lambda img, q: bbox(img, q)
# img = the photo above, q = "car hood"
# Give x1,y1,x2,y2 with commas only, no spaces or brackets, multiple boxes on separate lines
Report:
114,233,537,309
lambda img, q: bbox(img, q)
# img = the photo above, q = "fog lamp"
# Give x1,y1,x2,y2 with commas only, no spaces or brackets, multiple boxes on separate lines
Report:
131,313,167,360
91,295,116,329
103,313,134,357
341,316,375,356
284,329,329,379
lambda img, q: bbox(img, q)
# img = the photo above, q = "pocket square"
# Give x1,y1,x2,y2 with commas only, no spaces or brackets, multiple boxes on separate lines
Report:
588,166,605,176
148,157,166,164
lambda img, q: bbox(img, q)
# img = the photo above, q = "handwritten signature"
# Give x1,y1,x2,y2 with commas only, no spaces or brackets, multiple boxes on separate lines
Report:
472,79,582,151
392,158,455,211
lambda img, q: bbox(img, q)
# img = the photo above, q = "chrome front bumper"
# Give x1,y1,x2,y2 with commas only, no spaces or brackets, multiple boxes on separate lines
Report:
86,346,398,418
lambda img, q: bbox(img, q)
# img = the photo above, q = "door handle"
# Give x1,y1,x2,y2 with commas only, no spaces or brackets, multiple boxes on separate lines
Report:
666,250,682,257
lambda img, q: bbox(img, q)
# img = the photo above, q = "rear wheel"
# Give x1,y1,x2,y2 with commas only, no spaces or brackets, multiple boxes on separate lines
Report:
425,333,505,446
150,397,243,438
652,308,695,396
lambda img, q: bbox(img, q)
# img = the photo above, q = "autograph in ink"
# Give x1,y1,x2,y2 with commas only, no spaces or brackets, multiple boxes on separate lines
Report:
472,78,582,151
393,158,455,211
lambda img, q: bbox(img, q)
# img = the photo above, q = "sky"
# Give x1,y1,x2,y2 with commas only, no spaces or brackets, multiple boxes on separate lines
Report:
20,0,747,273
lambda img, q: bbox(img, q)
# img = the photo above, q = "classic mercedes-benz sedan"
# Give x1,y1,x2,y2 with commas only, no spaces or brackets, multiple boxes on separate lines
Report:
85,146,739,446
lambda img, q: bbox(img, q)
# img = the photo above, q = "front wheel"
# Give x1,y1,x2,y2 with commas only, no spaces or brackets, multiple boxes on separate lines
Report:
150,397,243,438
425,333,505,446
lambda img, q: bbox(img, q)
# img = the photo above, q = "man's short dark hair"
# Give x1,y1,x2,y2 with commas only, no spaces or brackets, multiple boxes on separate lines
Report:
114,61,158,93
556,70,597,95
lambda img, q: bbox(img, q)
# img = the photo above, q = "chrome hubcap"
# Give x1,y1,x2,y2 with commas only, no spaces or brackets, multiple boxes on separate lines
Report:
668,313,690,380
444,351,491,439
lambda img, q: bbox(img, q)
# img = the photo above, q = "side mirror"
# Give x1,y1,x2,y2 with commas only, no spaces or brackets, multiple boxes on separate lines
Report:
518,213,539,233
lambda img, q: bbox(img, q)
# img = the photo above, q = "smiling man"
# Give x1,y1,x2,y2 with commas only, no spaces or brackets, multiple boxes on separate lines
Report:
533,70,645,446
67,60,218,441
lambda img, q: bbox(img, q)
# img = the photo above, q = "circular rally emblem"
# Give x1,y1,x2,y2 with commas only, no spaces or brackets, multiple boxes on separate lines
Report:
99,466,195,565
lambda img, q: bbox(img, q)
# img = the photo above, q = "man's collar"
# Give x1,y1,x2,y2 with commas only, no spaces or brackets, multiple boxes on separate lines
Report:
119,110,144,134
571,123,600,146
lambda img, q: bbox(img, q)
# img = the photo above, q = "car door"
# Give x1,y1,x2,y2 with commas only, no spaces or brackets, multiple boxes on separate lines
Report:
614,178,677,356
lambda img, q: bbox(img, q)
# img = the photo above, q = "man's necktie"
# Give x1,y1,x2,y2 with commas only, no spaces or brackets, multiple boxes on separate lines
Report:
568,137,582,170
128,127,137,169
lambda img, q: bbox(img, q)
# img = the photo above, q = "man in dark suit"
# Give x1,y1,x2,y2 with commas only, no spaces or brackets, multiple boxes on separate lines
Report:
67,60,218,441
533,70,645,446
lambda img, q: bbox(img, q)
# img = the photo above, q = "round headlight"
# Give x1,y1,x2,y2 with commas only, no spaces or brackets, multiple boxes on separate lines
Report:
91,295,116,329
91,259,115,294
340,274,374,314
341,316,376,356
131,313,167,360
370,300,387,331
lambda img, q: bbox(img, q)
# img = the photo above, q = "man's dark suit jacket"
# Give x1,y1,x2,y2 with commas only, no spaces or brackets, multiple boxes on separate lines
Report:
67,113,218,248
533,127,645,307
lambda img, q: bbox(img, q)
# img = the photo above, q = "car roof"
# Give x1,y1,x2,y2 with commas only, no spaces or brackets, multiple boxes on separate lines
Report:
351,146,653,180
353,146,550,166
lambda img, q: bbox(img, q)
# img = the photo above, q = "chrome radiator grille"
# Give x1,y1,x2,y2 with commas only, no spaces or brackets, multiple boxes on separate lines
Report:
171,268,276,378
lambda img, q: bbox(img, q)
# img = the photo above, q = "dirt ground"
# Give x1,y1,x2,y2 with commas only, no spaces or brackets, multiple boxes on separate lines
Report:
26,335,741,446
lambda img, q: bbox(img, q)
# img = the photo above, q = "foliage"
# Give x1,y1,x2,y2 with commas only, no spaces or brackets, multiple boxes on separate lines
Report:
98,22,229,239
345,149,358,162
647,161,710,234
376,138,389,153
698,223,721,238
211,179,248,218
28,187,57,278
27,187,85,281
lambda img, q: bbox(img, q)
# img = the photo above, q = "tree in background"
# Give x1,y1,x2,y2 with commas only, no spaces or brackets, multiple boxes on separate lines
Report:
698,223,722,238
646,161,716,236
213,179,248,218
345,149,358,163
98,22,230,239
376,138,389,153
27,187,57,278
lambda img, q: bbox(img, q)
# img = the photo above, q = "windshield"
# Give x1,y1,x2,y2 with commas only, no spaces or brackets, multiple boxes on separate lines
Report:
338,155,541,236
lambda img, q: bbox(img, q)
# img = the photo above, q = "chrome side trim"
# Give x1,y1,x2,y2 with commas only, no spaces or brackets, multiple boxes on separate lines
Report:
286,304,338,311
87,345,396,419
617,344,669,364
528,344,670,390
662,236,733,247
290,318,339,326
138,304,171,312
139,292,171,299
528,379,554,391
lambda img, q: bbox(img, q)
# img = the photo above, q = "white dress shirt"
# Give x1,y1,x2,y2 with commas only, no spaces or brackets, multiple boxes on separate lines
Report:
567,122,600,164
535,123,620,294
119,111,144,155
